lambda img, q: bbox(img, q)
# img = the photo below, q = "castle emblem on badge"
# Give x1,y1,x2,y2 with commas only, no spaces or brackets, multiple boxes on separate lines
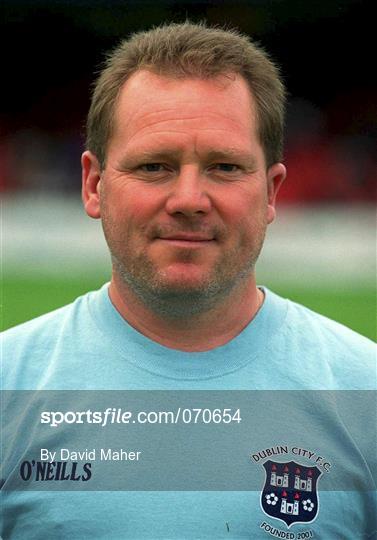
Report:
260,460,322,527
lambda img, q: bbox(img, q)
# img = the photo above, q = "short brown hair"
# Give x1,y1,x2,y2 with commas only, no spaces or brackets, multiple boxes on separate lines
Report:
86,22,286,168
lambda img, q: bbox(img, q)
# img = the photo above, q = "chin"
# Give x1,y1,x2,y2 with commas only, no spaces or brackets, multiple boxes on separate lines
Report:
159,264,210,286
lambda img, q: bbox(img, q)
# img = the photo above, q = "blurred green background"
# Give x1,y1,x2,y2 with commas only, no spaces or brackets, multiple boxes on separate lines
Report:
2,200,375,341
3,275,375,340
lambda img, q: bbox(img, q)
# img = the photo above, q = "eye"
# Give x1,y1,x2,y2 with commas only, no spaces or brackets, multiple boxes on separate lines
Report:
140,163,165,172
213,163,240,173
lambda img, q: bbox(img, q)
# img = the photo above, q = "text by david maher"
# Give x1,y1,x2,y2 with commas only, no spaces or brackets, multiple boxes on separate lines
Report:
41,448,142,462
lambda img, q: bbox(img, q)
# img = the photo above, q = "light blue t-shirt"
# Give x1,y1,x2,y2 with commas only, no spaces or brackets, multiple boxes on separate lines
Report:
1,285,376,539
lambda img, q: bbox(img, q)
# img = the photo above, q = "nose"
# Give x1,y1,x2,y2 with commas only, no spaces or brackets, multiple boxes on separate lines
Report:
164,166,212,217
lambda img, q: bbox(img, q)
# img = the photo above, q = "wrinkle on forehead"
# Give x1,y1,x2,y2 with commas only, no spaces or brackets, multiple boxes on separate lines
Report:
114,100,255,144
122,122,252,152
131,111,247,139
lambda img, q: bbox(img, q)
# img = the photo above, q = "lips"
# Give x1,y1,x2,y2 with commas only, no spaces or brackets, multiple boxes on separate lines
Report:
159,234,214,242
151,224,222,244
155,233,215,248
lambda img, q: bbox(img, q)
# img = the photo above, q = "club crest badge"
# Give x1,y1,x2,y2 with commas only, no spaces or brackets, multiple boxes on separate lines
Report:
260,460,322,527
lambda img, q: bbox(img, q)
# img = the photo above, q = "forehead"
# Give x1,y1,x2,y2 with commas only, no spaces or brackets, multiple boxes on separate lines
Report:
111,70,258,148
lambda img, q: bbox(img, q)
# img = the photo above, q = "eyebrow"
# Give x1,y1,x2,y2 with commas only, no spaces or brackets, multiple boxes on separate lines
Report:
118,150,178,169
205,149,258,169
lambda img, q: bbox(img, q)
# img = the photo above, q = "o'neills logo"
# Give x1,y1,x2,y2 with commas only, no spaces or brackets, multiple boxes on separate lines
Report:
20,460,92,482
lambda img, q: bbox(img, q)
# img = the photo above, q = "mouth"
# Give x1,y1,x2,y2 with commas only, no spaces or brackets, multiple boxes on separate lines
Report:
157,237,215,248
155,233,216,248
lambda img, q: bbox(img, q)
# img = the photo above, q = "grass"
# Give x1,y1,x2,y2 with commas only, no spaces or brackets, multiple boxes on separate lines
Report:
2,275,376,341
272,284,376,341
2,275,108,331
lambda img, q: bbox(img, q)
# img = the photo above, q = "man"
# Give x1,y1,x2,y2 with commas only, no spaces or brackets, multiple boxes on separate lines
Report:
2,22,375,539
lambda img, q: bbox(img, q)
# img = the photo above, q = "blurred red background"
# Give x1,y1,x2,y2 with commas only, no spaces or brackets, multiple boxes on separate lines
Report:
1,0,375,203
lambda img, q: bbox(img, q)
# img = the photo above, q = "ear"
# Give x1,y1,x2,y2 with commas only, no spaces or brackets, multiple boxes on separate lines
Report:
81,151,102,219
266,162,286,224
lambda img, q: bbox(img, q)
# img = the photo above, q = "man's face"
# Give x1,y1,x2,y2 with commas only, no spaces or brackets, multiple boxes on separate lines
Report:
82,70,285,316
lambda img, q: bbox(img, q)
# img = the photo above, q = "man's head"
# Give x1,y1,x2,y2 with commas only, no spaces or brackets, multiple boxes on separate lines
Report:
86,22,286,170
82,23,287,319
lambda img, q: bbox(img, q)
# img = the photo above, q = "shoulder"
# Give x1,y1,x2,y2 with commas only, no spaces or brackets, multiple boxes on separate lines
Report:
2,294,85,346
285,296,374,350
1,290,99,389
279,294,376,388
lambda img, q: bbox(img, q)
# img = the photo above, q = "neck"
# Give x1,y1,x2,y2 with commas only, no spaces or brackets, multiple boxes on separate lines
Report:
108,274,264,352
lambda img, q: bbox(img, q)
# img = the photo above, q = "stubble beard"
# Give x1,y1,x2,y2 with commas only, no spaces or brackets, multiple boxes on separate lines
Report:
106,223,267,320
